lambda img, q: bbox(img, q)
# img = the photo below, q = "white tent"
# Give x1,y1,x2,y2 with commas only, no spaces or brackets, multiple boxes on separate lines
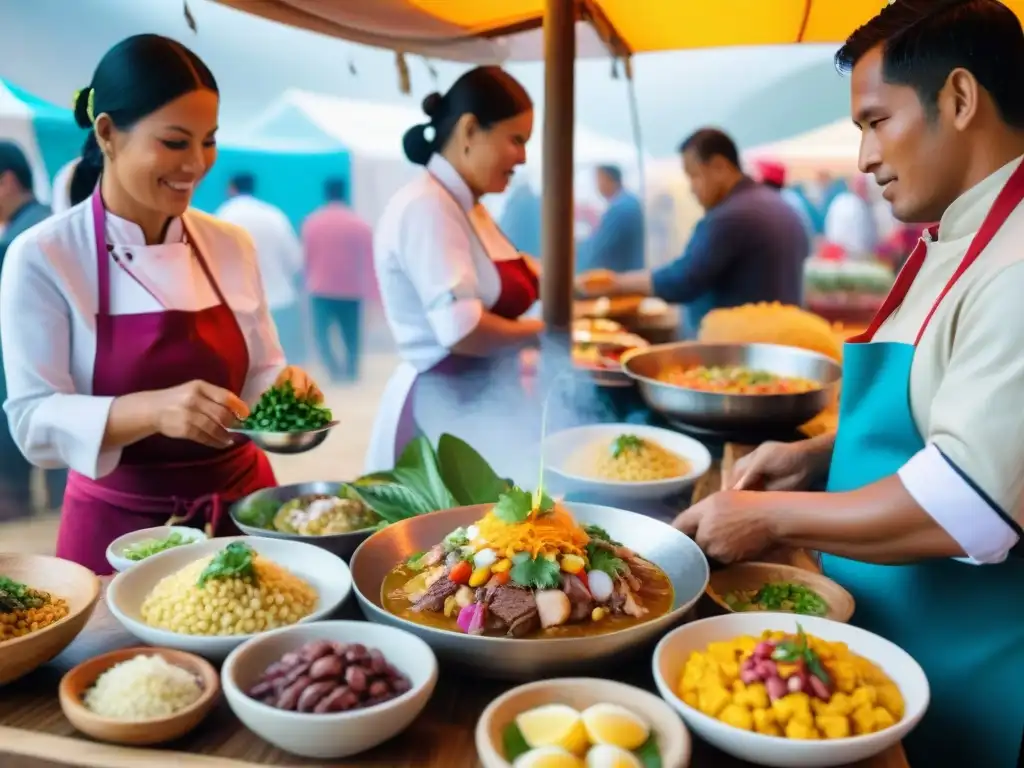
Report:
242,90,650,226
743,119,862,180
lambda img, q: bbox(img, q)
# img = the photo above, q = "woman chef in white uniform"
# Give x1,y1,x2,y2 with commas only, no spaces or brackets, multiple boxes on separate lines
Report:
367,67,543,471
0,34,322,574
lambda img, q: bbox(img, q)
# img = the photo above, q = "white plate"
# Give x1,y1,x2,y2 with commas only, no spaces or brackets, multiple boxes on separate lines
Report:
222,621,437,759
543,423,712,501
652,613,929,767
106,526,208,573
107,536,352,661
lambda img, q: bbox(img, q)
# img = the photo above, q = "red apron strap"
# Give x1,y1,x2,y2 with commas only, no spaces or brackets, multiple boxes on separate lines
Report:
852,159,1024,345
90,188,111,317
913,159,1024,345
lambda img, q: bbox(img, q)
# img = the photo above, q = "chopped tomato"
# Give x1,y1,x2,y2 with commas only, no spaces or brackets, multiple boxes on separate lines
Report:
448,560,472,585
577,571,590,593
492,571,510,585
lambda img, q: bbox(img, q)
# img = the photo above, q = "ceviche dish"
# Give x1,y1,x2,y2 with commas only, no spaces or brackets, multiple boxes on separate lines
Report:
381,489,674,639
565,433,691,483
0,576,69,642
657,365,820,395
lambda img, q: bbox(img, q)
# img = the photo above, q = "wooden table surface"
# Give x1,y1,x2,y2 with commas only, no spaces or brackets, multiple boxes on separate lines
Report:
0,445,909,768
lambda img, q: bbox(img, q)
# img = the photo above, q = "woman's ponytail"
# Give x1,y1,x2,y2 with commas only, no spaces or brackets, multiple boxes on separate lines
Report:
69,132,102,207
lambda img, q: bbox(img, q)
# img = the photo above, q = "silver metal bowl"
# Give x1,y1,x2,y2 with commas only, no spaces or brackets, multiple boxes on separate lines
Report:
623,343,841,433
230,481,376,561
229,421,338,454
349,502,710,681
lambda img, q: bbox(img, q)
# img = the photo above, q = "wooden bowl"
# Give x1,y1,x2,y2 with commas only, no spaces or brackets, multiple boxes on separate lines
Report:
0,553,101,686
59,646,220,746
476,677,692,768
706,562,855,623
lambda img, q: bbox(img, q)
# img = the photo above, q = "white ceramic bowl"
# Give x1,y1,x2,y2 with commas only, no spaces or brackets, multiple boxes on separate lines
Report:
652,614,929,767
222,621,438,759
106,526,208,572
476,677,692,768
107,536,352,661
543,423,712,501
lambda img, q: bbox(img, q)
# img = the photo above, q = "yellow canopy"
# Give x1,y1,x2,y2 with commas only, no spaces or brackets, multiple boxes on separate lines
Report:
212,1,1024,60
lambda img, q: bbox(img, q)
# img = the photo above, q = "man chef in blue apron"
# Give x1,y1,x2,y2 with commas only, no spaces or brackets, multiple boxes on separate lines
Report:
674,2,1024,765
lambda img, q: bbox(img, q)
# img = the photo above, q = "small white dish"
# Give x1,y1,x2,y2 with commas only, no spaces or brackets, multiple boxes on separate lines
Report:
543,423,712,501
476,677,692,768
106,526,207,573
222,621,437,759
107,536,352,661
652,613,929,767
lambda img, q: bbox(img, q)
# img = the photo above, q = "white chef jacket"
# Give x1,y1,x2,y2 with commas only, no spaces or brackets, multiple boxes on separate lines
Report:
215,195,303,310
0,200,286,480
366,154,523,472
882,156,1024,563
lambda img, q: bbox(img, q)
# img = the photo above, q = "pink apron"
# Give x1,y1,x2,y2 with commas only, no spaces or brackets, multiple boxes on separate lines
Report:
57,189,277,575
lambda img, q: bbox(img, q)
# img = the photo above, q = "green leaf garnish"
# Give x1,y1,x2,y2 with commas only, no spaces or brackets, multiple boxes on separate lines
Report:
611,433,644,459
198,542,256,587
509,552,563,590
586,542,627,577
405,551,427,570
443,527,470,551
770,623,831,686
583,524,621,545
502,722,531,761
636,733,663,768
493,487,536,523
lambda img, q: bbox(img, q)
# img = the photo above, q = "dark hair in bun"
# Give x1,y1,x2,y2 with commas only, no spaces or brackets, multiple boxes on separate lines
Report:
69,33,218,206
401,66,532,166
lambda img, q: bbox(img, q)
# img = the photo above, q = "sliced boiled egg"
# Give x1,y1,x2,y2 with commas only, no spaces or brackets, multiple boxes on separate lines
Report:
513,747,585,768
585,744,643,768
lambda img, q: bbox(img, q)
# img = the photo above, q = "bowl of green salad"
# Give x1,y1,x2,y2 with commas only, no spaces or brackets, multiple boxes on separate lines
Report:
228,382,337,455
106,526,208,573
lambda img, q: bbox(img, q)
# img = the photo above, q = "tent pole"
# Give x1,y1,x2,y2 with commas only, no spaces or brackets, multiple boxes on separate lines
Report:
540,0,576,332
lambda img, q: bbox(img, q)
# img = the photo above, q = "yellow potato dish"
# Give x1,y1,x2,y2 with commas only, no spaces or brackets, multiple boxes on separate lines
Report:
677,628,904,740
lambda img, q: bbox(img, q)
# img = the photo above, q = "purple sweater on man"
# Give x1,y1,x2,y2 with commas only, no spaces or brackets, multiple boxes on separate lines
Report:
651,178,809,337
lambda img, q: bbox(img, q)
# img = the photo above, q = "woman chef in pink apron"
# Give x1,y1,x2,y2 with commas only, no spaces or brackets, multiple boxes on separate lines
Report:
367,67,543,473
0,34,322,574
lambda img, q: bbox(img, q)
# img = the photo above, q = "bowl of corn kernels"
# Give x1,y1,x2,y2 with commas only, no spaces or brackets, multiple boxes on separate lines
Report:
0,553,101,685
106,537,352,661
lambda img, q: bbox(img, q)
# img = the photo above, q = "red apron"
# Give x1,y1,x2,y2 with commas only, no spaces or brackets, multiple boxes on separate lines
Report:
57,190,277,575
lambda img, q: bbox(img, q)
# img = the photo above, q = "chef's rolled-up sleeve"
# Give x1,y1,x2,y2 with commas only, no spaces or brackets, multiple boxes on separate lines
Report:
0,237,121,479
897,264,1024,564
397,198,483,349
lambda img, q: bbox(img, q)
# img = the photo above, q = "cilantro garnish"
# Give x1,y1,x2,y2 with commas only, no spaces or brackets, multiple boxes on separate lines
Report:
509,552,563,589
611,434,644,459
771,623,832,686
583,524,620,545
198,542,256,587
586,543,627,577
493,486,554,524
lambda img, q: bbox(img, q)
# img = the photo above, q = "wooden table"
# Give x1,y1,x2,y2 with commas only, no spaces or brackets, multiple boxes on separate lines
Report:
0,445,909,768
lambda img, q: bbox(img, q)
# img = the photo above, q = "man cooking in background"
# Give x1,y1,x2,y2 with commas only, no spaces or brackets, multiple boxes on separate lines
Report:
577,129,808,337
674,1,1024,764
302,177,374,382
216,173,306,363
0,141,65,517
576,164,645,274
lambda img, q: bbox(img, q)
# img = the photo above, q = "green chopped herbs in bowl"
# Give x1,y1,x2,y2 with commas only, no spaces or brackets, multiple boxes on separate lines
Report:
724,581,829,617
198,542,257,587
0,576,51,612
122,531,196,561
242,381,333,433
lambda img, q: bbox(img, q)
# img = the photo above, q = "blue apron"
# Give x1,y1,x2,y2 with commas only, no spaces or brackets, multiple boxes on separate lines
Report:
824,163,1024,767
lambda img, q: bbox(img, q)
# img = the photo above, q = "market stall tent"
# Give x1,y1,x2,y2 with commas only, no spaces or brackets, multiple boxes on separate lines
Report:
0,79,85,203
242,90,651,227
744,118,862,180
211,0,1024,328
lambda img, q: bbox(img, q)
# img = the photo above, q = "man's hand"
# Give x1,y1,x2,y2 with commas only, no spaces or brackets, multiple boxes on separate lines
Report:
673,491,775,563
576,269,618,298
727,438,832,491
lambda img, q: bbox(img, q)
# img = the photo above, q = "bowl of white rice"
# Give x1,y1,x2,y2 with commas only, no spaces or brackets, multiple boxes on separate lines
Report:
58,646,220,746
543,423,712,501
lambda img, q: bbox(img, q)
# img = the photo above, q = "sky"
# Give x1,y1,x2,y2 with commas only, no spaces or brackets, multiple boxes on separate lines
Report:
0,0,854,156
